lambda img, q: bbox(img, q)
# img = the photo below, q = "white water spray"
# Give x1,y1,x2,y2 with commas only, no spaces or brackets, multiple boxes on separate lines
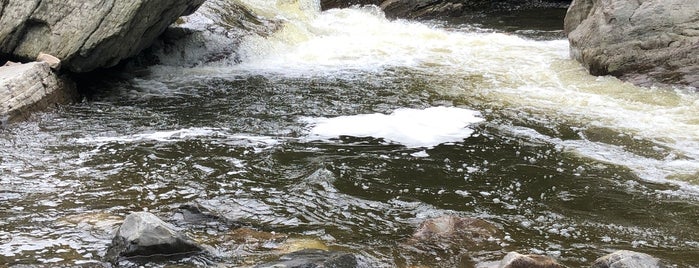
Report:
191,1,699,189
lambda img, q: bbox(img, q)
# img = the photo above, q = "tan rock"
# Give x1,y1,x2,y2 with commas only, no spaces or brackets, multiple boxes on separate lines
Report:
36,52,61,71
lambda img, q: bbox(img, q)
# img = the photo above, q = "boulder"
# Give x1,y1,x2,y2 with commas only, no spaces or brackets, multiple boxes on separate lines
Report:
591,250,666,268
254,249,358,268
0,62,76,125
0,0,206,72
564,0,699,88
499,252,565,268
105,212,204,263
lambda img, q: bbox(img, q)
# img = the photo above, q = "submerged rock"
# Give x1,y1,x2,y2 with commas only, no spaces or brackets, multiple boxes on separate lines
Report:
0,62,76,125
172,203,241,230
105,212,204,263
499,252,565,268
0,0,206,72
565,0,699,88
254,249,358,268
402,215,502,267
409,215,501,250
591,250,666,268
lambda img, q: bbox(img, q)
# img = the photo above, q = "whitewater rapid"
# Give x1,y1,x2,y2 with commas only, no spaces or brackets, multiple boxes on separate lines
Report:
151,0,699,193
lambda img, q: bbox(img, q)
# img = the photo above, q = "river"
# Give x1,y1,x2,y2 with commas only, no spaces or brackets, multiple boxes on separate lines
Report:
1,0,698,267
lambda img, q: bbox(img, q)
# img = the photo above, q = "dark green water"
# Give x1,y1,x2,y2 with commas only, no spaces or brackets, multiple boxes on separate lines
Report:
1,3,699,268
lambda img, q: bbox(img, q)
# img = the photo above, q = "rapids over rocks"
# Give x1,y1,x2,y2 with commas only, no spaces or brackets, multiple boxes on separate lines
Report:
1,0,698,267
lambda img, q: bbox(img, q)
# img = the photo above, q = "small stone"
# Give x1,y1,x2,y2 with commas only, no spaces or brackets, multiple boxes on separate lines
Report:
591,250,666,268
36,53,61,71
499,252,565,268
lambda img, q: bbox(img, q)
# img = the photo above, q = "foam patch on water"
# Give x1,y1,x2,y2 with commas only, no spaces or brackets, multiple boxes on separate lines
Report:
75,128,281,151
75,127,226,144
302,107,484,148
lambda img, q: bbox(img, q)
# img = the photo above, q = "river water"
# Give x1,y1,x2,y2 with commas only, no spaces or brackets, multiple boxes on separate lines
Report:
1,1,698,267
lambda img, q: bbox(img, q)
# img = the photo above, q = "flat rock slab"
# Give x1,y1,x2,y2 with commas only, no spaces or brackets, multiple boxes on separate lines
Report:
0,62,75,124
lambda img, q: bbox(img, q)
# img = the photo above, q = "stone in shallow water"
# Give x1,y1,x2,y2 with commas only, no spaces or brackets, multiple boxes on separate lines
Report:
410,215,501,250
105,212,204,263
254,249,358,268
591,250,666,268
499,252,564,268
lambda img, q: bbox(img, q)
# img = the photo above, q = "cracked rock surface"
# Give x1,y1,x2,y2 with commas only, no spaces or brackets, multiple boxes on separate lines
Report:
565,0,699,88
0,62,76,124
0,0,205,72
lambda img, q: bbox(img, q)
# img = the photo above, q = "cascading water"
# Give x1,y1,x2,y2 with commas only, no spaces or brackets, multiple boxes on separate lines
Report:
1,0,698,267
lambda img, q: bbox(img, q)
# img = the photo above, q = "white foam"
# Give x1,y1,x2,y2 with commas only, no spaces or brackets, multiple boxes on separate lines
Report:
302,107,484,148
75,127,226,144
75,128,281,152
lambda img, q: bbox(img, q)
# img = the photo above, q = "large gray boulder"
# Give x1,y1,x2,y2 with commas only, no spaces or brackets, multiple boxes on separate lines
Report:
564,0,699,88
0,0,205,72
0,62,76,125
105,212,204,263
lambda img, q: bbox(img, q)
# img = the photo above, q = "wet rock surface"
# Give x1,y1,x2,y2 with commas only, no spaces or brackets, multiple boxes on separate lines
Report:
105,212,204,264
0,0,206,72
565,0,699,88
0,62,76,124
591,250,666,268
